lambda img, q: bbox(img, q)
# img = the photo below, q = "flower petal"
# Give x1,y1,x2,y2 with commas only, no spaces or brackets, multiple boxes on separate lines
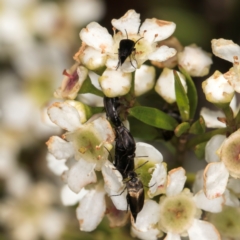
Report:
166,167,186,196
47,101,82,132
205,135,226,163
135,142,163,164
46,136,74,160
135,65,156,96
76,184,106,231
54,65,88,100
155,68,187,104
203,162,229,199
80,22,113,53
188,219,220,240
148,45,177,62
131,200,161,240
60,184,87,206
194,190,224,213
211,38,240,63
140,19,176,43
178,44,212,77
102,161,127,211
78,46,107,70
148,163,167,197
111,10,141,35
200,107,226,128
99,69,132,97
46,153,68,176
219,129,240,178
67,159,97,193
105,196,129,227
202,70,234,104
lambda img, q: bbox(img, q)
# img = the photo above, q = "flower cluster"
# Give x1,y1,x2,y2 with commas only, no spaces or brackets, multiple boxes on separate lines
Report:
45,9,240,240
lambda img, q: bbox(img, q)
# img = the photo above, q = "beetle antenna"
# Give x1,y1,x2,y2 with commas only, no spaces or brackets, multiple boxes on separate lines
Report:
134,161,149,171
134,37,144,46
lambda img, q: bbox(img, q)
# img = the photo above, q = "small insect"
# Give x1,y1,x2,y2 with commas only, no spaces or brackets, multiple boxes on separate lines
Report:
104,97,122,127
103,96,136,175
116,30,143,70
111,161,150,222
114,126,136,177
125,170,144,222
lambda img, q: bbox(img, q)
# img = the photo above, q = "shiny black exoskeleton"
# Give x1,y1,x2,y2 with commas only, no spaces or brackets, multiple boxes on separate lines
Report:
116,30,143,70
125,171,144,222
104,96,143,222
114,126,135,177
103,97,122,127
104,97,136,176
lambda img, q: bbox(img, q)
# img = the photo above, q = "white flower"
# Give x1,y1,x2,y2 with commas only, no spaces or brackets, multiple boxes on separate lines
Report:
218,129,240,179
211,38,240,93
98,68,132,97
132,167,221,240
134,64,156,96
211,38,240,64
47,110,115,193
102,143,166,215
76,182,106,232
47,101,87,131
193,169,239,209
203,132,240,201
54,64,88,100
155,68,187,104
79,9,176,73
200,94,240,128
202,70,234,104
178,44,212,77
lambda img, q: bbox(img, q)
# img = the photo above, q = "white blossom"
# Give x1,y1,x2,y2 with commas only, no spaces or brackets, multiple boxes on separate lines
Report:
134,64,156,96
79,9,176,73
132,167,220,240
203,132,240,199
212,38,240,93
178,44,212,77
202,70,234,104
155,68,187,104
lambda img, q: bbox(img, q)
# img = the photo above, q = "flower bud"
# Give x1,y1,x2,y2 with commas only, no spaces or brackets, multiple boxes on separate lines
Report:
202,70,234,104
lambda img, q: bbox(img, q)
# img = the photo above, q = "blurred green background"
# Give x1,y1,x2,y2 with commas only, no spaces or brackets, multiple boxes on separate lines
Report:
0,0,239,239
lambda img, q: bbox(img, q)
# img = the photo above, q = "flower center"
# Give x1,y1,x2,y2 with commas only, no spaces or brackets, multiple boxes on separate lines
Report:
221,130,240,178
158,193,196,234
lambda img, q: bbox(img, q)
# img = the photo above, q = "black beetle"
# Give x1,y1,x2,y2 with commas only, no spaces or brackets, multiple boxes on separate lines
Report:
114,125,136,177
104,96,122,128
116,30,143,70
125,170,144,222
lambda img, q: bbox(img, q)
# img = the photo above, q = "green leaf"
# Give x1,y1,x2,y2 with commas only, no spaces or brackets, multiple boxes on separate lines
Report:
129,106,179,130
189,116,206,134
194,142,207,159
129,117,159,141
79,76,104,97
174,122,190,137
179,66,198,119
174,71,190,121
187,128,227,149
